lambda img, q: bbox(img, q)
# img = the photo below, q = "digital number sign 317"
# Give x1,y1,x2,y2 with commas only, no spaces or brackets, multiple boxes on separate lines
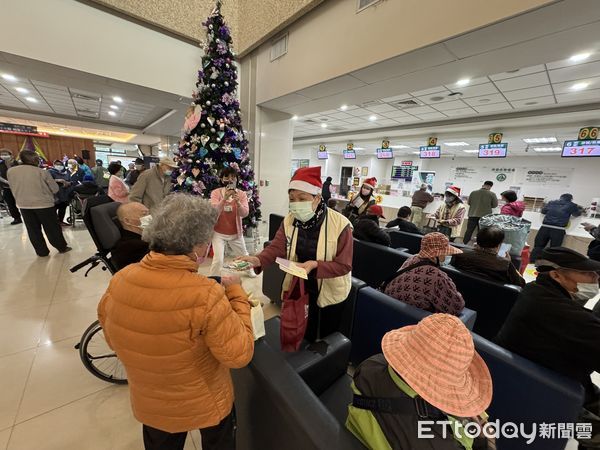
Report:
562,140,600,157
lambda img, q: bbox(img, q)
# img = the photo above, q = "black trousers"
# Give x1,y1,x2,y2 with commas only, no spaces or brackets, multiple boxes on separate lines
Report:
2,188,21,221
463,217,480,245
56,201,69,222
20,207,68,256
531,226,566,262
304,281,345,342
142,408,236,450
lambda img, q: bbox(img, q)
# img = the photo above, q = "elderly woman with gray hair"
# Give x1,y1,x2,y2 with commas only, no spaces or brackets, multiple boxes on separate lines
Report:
98,194,254,450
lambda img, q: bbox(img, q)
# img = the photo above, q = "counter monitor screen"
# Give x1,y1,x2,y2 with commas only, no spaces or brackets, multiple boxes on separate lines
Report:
478,143,508,158
562,140,600,157
343,149,356,159
377,148,394,159
317,151,328,160
419,146,441,159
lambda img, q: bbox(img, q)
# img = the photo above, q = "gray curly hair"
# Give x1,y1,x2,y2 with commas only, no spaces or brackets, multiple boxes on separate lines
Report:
142,194,218,255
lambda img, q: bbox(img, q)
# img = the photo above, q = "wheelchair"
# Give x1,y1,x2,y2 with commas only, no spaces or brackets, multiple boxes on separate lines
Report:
70,196,127,384
67,191,101,227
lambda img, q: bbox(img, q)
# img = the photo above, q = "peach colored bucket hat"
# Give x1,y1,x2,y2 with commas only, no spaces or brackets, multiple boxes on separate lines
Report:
418,232,463,259
382,313,493,418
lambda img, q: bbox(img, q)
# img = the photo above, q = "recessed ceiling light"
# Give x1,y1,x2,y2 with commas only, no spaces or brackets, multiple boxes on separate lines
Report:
15,87,29,94
320,123,328,128
462,149,479,153
533,147,562,152
110,105,119,110
444,142,470,146
391,145,410,149
25,97,38,103
456,78,471,87
340,104,348,111
571,82,589,91
569,53,591,63
368,115,377,121
108,111,117,117
523,137,557,144
112,96,123,103
1,74,17,82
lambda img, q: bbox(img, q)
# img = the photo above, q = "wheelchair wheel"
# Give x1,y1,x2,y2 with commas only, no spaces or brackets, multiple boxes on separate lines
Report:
76,320,127,384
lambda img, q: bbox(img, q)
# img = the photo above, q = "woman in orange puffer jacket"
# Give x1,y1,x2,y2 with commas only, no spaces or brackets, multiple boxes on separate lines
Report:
98,194,254,450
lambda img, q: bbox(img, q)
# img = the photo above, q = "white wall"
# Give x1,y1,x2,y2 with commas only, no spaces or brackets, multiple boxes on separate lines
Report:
0,0,200,97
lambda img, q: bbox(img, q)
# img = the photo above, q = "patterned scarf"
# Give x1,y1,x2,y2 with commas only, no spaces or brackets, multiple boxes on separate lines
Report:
294,200,326,230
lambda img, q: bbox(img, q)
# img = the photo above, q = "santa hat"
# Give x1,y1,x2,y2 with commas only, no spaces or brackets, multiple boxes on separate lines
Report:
445,186,461,197
362,177,377,189
289,166,322,195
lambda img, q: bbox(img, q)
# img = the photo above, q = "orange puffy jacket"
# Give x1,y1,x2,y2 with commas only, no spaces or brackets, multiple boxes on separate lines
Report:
98,252,254,433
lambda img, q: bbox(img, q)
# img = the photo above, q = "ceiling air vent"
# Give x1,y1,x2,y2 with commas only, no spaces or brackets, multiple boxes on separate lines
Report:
357,0,381,12
394,99,420,109
270,33,288,62
358,100,382,108
72,93,101,102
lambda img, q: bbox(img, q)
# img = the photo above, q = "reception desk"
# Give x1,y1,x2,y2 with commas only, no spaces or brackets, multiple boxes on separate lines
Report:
333,194,599,255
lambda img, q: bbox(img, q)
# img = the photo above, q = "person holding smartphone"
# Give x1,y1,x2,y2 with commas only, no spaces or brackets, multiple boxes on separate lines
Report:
209,167,255,277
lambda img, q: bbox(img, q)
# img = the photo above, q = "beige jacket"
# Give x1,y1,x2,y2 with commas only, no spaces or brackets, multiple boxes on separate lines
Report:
128,166,172,211
7,165,59,209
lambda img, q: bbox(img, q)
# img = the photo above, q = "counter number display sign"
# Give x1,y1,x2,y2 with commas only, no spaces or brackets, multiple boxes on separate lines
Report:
562,140,600,157
317,144,328,160
578,127,599,140
343,149,356,159
377,148,393,159
478,143,508,158
419,146,441,158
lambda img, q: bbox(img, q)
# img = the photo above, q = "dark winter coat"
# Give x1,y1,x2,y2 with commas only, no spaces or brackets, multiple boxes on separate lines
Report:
353,215,391,247
541,198,582,227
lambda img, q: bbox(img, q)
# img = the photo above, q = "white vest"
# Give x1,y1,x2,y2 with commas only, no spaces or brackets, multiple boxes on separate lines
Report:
282,208,352,307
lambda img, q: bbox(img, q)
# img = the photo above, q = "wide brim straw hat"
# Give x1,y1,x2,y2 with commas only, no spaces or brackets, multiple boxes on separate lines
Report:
417,232,463,259
382,314,493,418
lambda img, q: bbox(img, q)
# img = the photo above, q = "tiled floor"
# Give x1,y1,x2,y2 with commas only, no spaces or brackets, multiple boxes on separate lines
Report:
0,216,276,449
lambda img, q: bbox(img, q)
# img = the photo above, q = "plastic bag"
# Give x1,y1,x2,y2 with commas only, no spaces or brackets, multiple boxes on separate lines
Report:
479,214,531,256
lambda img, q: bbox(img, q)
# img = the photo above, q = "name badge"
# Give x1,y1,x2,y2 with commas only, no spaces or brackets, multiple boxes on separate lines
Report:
224,205,233,212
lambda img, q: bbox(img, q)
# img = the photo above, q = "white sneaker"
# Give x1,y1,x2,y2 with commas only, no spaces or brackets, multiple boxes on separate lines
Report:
246,269,257,278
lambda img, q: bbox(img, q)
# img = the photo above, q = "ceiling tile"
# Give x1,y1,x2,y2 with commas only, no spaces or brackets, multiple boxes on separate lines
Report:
510,96,556,108
432,99,468,111
489,65,546,81
346,108,372,117
381,110,411,119
376,119,399,126
328,112,353,120
417,92,458,105
366,104,398,113
443,107,476,117
463,93,507,107
380,93,412,103
546,53,600,70
548,60,600,84
472,102,513,113
494,72,549,92
502,85,553,101
552,76,600,94
456,82,499,98
414,112,447,120
410,86,447,97
443,76,490,90
555,88,600,104
344,116,367,124
404,105,437,115
394,116,423,123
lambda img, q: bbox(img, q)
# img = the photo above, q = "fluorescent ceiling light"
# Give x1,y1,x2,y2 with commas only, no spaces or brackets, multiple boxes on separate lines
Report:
571,82,589,91
15,87,29,94
353,147,365,150
411,151,420,155
368,115,377,121
112,96,124,103
340,104,348,111
569,53,591,63
320,123,328,128
462,149,479,153
110,105,119,110
522,137,557,144
456,78,471,87
444,142,470,146
108,111,117,117
25,97,38,103
533,147,562,152
391,145,410,149
1,74,17,82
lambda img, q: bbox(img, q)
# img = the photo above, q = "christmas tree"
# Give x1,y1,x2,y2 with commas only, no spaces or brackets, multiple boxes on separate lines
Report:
174,0,261,230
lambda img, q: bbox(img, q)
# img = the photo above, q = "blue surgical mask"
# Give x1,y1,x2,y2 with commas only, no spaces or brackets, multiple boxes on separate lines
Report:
289,201,315,223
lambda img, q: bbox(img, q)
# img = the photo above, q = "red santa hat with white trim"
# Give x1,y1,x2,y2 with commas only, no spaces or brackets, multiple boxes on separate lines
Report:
289,166,323,195
362,177,377,189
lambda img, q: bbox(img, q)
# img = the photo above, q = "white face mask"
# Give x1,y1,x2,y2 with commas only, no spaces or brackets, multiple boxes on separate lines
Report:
573,283,600,303
438,255,452,266
0,155,11,161
289,201,315,223
163,170,173,177
54,165,64,171
139,214,153,229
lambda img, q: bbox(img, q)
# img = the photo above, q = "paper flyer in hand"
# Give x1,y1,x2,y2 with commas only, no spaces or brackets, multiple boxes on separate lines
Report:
276,257,308,280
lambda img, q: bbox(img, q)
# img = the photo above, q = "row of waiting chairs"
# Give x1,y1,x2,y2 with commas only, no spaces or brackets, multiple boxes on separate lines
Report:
230,214,585,450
